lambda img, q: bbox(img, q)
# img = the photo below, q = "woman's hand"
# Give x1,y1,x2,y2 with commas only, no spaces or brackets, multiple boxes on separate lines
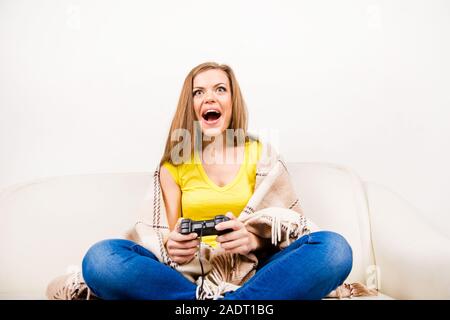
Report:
215,212,261,255
165,219,200,265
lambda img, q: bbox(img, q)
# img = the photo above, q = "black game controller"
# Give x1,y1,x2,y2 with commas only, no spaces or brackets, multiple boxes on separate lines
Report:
180,215,232,237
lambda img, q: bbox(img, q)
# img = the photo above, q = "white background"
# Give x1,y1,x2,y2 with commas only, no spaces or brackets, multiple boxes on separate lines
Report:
1,0,449,236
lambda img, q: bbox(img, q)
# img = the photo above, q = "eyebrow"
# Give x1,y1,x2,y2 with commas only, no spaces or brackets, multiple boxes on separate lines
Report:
193,83,227,90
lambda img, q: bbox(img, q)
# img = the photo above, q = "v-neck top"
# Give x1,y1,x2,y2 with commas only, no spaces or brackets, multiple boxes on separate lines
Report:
162,139,262,247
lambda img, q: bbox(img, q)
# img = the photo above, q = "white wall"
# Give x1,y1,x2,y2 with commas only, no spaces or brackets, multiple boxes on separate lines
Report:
1,0,449,236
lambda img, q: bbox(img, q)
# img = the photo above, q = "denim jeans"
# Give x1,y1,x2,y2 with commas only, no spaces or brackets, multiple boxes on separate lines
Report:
82,231,353,300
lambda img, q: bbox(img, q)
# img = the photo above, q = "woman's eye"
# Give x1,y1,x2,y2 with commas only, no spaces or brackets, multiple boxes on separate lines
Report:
193,90,202,96
217,86,226,92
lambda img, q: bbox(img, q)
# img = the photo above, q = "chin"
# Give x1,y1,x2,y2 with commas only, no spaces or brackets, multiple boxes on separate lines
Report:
202,127,224,138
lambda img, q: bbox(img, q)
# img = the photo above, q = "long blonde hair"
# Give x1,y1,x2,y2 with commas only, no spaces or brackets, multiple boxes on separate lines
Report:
160,62,249,166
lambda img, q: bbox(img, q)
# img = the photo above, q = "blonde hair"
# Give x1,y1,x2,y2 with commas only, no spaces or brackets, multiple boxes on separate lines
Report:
160,62,249,166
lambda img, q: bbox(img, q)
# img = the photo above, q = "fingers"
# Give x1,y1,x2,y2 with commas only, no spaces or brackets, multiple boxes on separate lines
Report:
168,248,198,257
225,212,236,220
167,238,200,250
166,225,201,265
173,218,183,233
216,227,247,243
166,235,199,265
167,230,199,250
215,215,242,232
170,231,198,243
214,214,254,255
167,242,198,265
219,237,251,254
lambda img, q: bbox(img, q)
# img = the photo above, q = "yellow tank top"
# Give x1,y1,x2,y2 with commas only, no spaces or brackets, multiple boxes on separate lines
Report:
162,139,262,248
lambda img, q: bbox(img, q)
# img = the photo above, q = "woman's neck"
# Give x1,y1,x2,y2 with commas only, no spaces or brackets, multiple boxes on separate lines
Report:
201,134,244,165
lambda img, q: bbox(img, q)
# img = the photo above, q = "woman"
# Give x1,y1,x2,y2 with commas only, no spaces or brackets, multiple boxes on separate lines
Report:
47,62,355,300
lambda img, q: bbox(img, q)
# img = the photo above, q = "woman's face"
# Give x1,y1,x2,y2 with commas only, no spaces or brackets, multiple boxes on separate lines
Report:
192,69,232,138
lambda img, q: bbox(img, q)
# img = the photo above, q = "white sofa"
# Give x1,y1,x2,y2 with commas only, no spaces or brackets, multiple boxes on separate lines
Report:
1,162,449,299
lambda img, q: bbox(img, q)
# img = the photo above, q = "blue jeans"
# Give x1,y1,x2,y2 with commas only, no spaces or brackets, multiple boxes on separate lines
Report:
82,231,352,300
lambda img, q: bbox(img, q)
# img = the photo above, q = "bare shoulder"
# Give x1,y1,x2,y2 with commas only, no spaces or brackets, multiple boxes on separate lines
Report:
160,164,178,188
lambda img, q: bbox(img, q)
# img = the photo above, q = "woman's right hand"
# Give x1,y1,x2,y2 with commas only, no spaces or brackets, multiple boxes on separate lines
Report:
165,220,200,265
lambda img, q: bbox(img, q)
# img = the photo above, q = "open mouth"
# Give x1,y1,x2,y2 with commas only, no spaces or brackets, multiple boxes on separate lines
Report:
201,109,222,124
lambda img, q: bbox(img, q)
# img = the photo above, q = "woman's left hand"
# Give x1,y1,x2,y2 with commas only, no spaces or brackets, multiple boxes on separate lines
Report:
215,212,260,255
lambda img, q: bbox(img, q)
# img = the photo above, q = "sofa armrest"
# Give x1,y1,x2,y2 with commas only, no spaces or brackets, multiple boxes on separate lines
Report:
364,182,450,299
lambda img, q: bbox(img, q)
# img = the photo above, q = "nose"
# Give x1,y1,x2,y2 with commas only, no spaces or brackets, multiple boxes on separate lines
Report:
203,89,216,103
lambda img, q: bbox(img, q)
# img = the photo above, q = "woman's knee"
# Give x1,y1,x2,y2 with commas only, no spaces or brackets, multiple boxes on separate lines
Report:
83,239,123,265
314,231,353,277
82,239,130,286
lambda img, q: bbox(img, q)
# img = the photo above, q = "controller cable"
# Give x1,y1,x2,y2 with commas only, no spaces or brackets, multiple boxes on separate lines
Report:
198,222,205,297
